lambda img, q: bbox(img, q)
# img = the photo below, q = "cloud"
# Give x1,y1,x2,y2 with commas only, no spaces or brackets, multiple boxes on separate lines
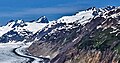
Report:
0,7,79,17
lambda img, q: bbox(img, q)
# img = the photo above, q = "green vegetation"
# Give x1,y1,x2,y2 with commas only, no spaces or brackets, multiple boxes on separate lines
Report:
77,27,120,54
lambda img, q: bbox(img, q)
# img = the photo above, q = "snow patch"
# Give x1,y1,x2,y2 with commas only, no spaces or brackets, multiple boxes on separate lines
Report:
57,10,94,25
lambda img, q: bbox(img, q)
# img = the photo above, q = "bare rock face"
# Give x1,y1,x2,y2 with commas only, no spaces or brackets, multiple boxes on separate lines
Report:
28,6,120,63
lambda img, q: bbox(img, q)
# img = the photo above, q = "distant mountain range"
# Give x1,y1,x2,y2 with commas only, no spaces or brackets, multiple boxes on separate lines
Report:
0,16,48,43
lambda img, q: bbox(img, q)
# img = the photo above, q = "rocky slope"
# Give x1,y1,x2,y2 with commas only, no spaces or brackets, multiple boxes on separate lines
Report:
0,16,49,43
28,6,120,63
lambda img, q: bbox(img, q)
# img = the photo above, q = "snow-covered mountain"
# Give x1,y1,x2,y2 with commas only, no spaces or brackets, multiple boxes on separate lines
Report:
28,6,120,63
32,6,117,41
0,16,49,43
0,6,117,43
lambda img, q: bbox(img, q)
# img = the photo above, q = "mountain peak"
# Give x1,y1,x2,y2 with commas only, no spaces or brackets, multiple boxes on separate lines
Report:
86,7,97,11
16,19,24,24
105,5,116,10
37,16,49,23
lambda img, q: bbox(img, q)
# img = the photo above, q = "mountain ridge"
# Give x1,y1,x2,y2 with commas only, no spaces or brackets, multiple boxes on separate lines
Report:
0,17,49,43
28,6,120,63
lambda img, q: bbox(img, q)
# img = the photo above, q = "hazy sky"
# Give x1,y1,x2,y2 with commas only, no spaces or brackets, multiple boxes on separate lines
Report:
0,0,120,25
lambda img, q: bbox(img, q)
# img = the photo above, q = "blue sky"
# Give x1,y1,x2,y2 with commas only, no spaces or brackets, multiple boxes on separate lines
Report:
0,0,120,25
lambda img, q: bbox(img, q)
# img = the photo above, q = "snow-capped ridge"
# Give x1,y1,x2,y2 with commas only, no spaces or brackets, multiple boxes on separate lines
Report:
57,8,95,25
104,6,116,11
37,16,49,23
0,6,120,43
0,16,49,43
16,19,24,24
86,7,97,11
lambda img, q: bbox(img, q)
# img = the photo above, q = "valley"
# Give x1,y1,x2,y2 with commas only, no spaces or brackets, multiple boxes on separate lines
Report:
0,43,49,63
